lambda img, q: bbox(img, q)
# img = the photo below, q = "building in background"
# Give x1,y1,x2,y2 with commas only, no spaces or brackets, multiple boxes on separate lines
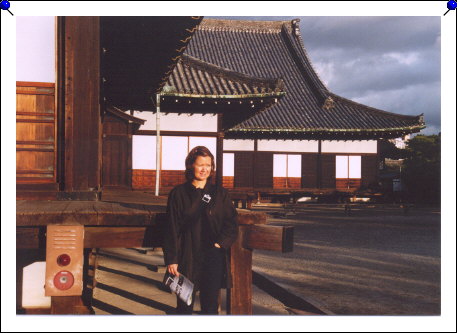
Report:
16,17,425,197
131,18,425,193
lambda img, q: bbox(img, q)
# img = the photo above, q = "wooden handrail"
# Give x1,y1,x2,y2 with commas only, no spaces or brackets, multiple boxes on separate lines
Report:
16,203,293,315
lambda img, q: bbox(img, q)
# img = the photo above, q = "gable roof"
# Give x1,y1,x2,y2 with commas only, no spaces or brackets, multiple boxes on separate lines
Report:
184,18,425,139
164,54,285,98
159,54,286,128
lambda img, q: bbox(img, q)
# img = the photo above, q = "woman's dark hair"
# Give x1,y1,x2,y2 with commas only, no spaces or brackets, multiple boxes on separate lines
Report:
185,146,215,182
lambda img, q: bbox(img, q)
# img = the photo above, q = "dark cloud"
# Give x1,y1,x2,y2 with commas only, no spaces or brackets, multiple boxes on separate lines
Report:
213,16,441,134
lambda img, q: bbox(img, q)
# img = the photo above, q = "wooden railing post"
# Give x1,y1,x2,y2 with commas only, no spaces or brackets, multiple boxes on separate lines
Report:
227,212,294,315
227,225,252,314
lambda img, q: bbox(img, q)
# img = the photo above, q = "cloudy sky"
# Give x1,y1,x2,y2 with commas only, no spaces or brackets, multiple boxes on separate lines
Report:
215,16,441,135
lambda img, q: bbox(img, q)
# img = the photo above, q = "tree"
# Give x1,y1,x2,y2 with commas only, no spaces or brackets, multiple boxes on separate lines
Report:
402,134,441,204
378,139,406,161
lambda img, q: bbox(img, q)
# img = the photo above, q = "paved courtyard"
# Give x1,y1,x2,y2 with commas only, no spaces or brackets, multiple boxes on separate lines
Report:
89,203,440,316
252,204,441,315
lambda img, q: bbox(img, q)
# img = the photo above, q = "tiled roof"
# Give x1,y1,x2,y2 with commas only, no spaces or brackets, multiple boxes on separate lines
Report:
163,54,285,98
184,18,425,139
106,106,145,125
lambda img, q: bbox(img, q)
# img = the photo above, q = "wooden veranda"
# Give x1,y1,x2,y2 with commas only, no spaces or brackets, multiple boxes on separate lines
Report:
17,189,293,314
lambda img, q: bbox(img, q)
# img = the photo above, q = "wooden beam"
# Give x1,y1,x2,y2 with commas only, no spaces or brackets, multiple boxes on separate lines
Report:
17,227,46,249
17,207,267,248
136,130,218,137
236,210,267,225
17,226,164,249
246,225,294,252
16,201,157,227
84,226,162,248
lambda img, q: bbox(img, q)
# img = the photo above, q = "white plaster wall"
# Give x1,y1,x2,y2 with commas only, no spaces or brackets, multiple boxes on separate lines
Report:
133,135,217,171
273,154,302,177
223,153,234,176
288,154,302,177
189,137,217,157
322,140,377,153
273,154,287,177
223,139,255,151
336,155,362,178
16,16,55,83
258,140,319,153
162,136,188,170
132,135,156,169
336,156,349,178
349,156,362,178
133,112,218,132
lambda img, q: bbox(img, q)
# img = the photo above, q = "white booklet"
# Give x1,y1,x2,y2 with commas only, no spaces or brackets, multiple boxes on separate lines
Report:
163,271,194,306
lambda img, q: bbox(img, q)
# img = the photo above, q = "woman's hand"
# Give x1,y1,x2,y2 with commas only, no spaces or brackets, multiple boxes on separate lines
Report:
214,243,221,248
167,264,179,277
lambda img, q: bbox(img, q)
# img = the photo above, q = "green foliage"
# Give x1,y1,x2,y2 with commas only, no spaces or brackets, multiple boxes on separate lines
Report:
402,134,441,204
379,139,406,160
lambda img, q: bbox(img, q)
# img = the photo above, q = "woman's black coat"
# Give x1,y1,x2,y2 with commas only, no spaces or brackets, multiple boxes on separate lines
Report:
163,180,238,290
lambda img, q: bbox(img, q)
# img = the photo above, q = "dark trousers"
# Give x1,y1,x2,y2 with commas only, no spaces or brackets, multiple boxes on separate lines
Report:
176,247,225,315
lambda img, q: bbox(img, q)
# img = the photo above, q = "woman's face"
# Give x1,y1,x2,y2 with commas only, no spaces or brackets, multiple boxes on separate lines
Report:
192,155,212,181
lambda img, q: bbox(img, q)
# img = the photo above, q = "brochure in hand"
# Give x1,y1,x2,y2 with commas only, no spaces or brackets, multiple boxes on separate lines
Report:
163,271,194,306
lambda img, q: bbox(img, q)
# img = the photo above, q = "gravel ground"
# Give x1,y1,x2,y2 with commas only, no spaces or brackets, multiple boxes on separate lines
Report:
252,204,441,315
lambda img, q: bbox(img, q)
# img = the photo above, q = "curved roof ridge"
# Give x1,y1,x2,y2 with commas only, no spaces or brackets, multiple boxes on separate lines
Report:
285,20,331,93
327,91,425,122
184,17,426,138
280,21,329,100
199,18,290,33
180,54,284,90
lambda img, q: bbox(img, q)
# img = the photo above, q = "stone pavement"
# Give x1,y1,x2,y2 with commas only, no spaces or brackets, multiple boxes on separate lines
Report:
251,204,441,315
90,204,440,316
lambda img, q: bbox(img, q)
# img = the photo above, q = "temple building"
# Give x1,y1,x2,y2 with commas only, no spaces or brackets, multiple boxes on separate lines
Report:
130,18,425,193
15,17,425,197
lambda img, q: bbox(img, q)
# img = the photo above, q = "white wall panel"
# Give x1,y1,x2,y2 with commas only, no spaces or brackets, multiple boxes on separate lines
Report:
287,155,302,177
189,137,216,155
16,17,55,82
258,140,319,153
322,140,377,153
336,156,349,178
273,154,287,177
132,135,156,169
349,156,362,178
133,112,218,132
223,139,255,151
162,136,188,170
223,153,234,177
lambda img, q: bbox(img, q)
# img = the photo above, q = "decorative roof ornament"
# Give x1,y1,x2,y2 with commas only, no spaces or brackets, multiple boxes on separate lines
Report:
161,84,177,94
418,113,425,124
291,19,301,36
322,96,335,111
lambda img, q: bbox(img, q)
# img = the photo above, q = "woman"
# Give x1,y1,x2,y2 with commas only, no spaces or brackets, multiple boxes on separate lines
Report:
163,146,238,315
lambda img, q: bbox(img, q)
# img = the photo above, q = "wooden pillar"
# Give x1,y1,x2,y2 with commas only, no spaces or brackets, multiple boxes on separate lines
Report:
56,17,66,191
227,225,252,314
317,139,322,188
252,139,258,189
216,113,224,186
62,16,101,199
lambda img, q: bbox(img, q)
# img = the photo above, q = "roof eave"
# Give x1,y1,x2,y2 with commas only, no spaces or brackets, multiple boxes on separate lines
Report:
160,92,285,99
